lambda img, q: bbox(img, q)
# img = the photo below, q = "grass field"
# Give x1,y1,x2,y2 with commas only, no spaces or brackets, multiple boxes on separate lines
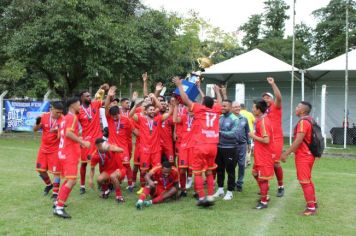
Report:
1,136,356,236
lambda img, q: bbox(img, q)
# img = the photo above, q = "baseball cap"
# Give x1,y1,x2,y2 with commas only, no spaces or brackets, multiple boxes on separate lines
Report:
262,92,274,99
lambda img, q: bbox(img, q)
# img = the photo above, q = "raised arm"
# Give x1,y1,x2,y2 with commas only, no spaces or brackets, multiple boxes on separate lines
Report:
196,80,205,101
154,82,163,97
105,86,116,115
129,102,139,122
149,93,162,111
267,77,282,108
142,72,149,97
162,98,174,121
213,84,222,105
221,85,228,100
94,83,109,102
172,76,193,109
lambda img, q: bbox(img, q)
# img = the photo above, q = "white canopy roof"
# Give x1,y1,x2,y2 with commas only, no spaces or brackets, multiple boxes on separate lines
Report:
306,49,356,80
202,48,299,82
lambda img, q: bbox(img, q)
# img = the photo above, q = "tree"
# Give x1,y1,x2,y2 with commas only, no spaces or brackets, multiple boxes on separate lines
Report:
313,0,356,62
263,0,290,38
239,14,263,49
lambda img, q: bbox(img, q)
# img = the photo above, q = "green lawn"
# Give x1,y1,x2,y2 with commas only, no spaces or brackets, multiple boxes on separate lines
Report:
1,136,356,236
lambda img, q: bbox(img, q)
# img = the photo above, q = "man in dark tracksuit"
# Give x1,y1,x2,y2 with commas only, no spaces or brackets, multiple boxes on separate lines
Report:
214,99,239,200
232,101,251,192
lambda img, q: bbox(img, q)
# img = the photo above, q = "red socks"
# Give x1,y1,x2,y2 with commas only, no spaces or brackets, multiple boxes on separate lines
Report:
115,187,122,198
80,163,87,186
132,165,139,184
179,169,187,192
206,173,215,196
258,180,269,203
301,182,316,208
140,171,146,187
274,165,284,187
188,168,192,178
57,184,72,207
194,174,205,199
53,178,60,195
124,164,133,186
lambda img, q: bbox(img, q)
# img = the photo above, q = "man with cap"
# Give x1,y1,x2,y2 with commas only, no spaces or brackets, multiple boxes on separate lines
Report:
262,77,284,197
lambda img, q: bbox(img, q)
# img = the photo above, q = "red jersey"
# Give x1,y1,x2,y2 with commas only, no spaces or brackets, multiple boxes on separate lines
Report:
39,112,63,153
190,103,222,144
159,114,174,148
90,150,118,173
294,117,313,159
77,100,103,139
58,112,81,158
136,115,162,154
266,101,283,139
175,105,187,142
179,113,195,149
149,166,179,190
106,114,132,150
254,115,274,167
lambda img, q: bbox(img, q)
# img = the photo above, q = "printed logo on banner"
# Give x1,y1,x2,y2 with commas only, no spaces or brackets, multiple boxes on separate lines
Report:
4,100,50,132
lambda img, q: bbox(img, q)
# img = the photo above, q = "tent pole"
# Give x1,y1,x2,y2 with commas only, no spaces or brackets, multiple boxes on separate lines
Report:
289,0,296,145
344,1,349,149
0,90,8,135
321,85,327,148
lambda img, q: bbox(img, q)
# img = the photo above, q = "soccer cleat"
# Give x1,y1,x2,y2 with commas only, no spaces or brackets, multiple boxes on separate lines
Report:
255,201,268,210
236,185,243,192
301,208,316,216
116,196,125,203
100,190,110,199
192,192,199,200
197,197,215,208
277,187,285,197
213,189,225,198
223,191,233,201
143,200,152,207
51,193,58,199
43,184,53,196
53,208,71,219
136,187,144,195
179,191,187,198
79,187,86,195
186,178,193,189
135,201,144,210
126,185,134,193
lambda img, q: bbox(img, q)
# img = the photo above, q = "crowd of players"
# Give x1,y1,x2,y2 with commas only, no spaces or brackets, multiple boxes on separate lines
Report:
34,73,318,219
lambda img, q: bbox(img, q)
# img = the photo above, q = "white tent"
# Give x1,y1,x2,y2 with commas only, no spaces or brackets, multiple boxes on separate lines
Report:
306,49,356,80
202,48,301,140
202,48,299,82
307,49,356,147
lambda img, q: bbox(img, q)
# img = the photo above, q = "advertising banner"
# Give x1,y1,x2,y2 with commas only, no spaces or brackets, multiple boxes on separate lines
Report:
4,100,50,131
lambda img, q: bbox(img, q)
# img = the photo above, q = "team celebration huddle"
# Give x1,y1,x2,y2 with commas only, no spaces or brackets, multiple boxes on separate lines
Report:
34,73,319,219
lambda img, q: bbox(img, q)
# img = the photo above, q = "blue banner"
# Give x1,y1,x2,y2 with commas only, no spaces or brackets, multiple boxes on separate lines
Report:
4,100,50,131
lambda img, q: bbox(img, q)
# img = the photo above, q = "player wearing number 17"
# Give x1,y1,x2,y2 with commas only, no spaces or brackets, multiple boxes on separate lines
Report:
172,77,222,207
53,98,91,219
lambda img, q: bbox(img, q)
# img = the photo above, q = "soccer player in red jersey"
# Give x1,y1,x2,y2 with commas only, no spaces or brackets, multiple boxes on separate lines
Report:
173,101,194,197
53,97,91,219
135,161,179,209
105,87,134,191
130,94,172,188
173,77,222,207
34,102,64,198
89,138,125,201
249,99,275,210
77,85,107,194
263,77,285,197
281,101,318,216
157,95,175,164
